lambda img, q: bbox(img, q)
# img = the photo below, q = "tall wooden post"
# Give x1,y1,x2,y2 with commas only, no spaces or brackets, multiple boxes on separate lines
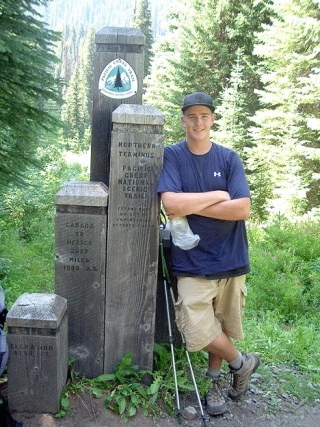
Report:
104,104,164,373
90,27,145,186
55,182,108,378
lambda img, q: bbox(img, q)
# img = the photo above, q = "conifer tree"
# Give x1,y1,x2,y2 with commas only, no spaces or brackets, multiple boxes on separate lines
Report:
144,0,274,145
62,26,94,152
214,49,273,220
252,0,320,214
133,0,154,77
0,0,62,190
115,68,123,90
214,50,250,155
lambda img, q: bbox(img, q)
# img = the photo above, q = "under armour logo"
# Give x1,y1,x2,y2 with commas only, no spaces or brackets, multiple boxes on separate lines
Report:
214,172,221,177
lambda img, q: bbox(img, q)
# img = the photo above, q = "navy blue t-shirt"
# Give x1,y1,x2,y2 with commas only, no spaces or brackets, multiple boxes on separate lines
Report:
157,140,251,278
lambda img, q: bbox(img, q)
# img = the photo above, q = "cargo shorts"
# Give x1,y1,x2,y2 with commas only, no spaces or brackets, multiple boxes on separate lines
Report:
175,275,247,352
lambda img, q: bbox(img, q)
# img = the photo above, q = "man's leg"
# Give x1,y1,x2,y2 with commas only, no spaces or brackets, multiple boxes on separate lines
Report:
205,330,259,414
204,332,236,416
211,277,261,400
175,277,260,411
205,331,238,365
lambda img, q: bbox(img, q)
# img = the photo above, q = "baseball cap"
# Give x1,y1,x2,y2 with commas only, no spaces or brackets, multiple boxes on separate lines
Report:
182,92,215,112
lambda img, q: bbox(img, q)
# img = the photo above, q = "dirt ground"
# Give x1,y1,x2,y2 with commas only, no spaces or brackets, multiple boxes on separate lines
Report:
10,392,320,427
9,375,320,427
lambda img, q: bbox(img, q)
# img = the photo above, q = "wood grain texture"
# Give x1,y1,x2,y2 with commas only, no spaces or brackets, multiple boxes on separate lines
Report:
7,294,68,413
55,183,109,378
90,27,145,185
104,104,164,373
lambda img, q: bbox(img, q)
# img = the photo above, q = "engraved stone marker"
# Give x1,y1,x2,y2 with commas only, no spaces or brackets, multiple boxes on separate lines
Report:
104,104,164,373
90,27,145,185
6,293,67,414
55,182,108,378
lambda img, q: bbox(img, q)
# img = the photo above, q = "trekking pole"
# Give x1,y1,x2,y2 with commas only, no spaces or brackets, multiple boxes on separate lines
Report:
159,226,208,427
168,287,208,427
159,233,182,424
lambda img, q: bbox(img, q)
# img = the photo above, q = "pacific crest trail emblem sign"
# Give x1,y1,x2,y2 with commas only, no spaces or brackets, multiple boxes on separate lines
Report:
98,58,138,99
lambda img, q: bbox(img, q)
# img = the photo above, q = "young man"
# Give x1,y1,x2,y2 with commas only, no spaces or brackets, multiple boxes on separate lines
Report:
157,92,260,416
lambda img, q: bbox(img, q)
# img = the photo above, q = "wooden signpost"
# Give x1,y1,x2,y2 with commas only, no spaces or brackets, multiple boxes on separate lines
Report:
54,27,165,378
104,104,164,373
90,27,145,186
7,293,68,413
7,26,166,415
55,182,108,378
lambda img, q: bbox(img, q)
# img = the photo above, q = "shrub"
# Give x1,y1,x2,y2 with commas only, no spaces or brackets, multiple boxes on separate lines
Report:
246,219,320,321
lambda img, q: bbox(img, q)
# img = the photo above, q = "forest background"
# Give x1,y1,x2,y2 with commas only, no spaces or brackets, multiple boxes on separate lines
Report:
0,0,320,419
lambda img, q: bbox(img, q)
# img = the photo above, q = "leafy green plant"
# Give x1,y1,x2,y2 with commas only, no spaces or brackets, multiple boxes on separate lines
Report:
58,353,163,423
246,218,320,321
56,356,84,418
0,258,11,285
103,353,161,422
56,347,211,423
152,343,211,414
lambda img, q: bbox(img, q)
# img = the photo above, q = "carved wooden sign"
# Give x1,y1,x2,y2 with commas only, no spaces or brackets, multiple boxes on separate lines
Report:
105,104,164,373
55,182,109,378
91,27,145,185
7,293,67,413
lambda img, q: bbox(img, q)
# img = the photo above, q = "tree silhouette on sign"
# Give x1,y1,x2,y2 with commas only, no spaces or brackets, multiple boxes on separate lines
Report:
114,67,123,90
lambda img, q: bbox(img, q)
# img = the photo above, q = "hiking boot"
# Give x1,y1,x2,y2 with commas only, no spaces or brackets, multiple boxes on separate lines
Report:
206,377,226,416
228,353,260,400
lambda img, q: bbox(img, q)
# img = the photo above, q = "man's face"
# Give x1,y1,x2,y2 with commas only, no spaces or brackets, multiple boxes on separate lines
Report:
181,105,215,143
